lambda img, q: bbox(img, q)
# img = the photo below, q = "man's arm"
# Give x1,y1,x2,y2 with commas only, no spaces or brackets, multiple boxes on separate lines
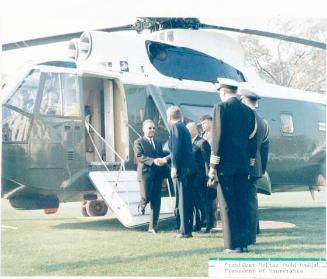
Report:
209,104,221,170
260,119,270,173
170,124,181,169
134,139,155,166
200,139,211,176
249,111,258,166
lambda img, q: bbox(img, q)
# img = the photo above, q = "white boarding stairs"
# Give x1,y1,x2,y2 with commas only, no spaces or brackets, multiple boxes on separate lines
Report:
88,171,175,228
86,121,175,228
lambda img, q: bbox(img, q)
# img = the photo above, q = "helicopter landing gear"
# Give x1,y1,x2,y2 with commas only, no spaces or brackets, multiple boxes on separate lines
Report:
82,200,108,217
81,201,89,217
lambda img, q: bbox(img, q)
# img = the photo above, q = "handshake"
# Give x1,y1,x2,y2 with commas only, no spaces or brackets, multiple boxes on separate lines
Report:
153,157,167,166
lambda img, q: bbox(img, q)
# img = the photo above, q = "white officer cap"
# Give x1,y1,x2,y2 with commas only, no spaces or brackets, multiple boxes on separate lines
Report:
217,77,239,91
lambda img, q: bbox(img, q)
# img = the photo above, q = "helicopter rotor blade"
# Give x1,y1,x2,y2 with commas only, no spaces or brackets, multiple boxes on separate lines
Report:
200,23,327,50
2,24,135,51
3,18,326,51
135,17,326,50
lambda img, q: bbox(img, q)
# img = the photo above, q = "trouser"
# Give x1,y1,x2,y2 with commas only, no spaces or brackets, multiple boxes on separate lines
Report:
190,175,207,230
217,174,249,249
248,177,259,244
174,172,193,235
206,187,217,230
139,175,162,230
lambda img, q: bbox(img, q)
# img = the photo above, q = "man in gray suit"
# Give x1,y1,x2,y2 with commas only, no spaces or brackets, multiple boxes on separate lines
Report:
134,119,166,234
240,89,269,245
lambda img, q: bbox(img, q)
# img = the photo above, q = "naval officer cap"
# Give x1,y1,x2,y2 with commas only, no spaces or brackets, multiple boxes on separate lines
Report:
240,89,261,101
217,77,239,91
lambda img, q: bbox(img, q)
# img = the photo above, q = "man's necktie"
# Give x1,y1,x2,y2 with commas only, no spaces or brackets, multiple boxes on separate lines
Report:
150,138,156,150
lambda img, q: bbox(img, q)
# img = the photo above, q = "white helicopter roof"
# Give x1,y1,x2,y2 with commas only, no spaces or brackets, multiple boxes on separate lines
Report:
150,29,245,69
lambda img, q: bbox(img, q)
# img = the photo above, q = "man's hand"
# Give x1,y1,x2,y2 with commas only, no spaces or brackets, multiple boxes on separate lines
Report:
171,167,177,179
208,167,217,186
154,158,167,166
153,158,161,166
158,158,167,166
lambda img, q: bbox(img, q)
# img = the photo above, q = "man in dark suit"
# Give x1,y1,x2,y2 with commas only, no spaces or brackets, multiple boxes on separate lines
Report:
134,119,166,234
162,106,195,238
186,122,211,231
208,78,257,253
200,114,220,231
240,89,269,245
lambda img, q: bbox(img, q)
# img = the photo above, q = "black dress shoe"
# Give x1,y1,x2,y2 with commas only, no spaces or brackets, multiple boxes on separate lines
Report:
148,228,157,234
176,233,193,238
192,226,201,232
242,246,249,253
138,204,145,215
223,248,242,253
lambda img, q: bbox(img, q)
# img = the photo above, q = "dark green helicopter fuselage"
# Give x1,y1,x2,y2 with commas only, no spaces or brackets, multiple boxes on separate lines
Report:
2,61,325,210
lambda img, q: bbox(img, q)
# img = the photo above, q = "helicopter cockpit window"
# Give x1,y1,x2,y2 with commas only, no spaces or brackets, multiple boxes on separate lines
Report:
146,41,245,83
61,74,80,117
2,109,31,142
6,70,41,114
40,73,62,116
280,113,294,135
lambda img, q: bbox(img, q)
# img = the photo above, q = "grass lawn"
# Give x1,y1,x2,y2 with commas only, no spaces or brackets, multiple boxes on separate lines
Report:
1,190,326,276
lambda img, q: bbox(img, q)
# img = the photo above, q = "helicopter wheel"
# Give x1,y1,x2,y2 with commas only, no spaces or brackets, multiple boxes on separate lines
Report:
81,201,90,217
85,200,108,216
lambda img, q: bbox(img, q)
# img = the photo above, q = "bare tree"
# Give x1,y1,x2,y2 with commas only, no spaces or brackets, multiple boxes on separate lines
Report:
238,18,327,93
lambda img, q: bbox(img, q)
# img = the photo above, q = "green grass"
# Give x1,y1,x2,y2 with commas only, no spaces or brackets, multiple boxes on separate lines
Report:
1,191,326,276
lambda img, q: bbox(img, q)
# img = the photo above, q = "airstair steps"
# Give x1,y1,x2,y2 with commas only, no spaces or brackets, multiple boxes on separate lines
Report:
88,170,175,228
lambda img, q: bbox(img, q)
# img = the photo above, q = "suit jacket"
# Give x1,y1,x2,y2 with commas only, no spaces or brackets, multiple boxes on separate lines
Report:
167,120,195,175
134,137,165,181
210,96,257,175
250,112,269,178
192,135,211,177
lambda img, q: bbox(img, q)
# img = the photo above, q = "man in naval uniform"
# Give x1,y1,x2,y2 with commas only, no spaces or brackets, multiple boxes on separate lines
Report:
134,119,166,234
240,89,269,245
208,78,257,253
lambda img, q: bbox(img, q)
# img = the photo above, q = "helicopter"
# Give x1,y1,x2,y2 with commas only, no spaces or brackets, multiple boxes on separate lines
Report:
1,18,326,228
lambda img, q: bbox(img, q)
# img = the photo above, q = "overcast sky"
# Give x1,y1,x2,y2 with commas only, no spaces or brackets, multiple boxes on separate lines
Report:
1,0,326,75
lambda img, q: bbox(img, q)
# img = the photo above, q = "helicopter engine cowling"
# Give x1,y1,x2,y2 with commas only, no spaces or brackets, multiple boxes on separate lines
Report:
67,39,79,60
75,31,150,74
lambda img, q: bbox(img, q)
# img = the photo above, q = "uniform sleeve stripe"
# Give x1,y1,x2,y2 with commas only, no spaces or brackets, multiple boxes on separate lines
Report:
210,155,220,165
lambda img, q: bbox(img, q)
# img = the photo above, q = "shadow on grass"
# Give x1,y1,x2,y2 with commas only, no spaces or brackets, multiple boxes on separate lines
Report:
53,217,177,232
36,246,218,273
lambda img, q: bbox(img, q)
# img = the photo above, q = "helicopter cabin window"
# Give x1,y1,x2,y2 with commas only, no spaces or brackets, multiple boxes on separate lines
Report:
146,41,245,83
280,113,294,135
6,69,41,114
40,73,62,116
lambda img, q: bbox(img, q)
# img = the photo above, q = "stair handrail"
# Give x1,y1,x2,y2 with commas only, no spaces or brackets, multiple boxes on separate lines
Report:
85,121,130,205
